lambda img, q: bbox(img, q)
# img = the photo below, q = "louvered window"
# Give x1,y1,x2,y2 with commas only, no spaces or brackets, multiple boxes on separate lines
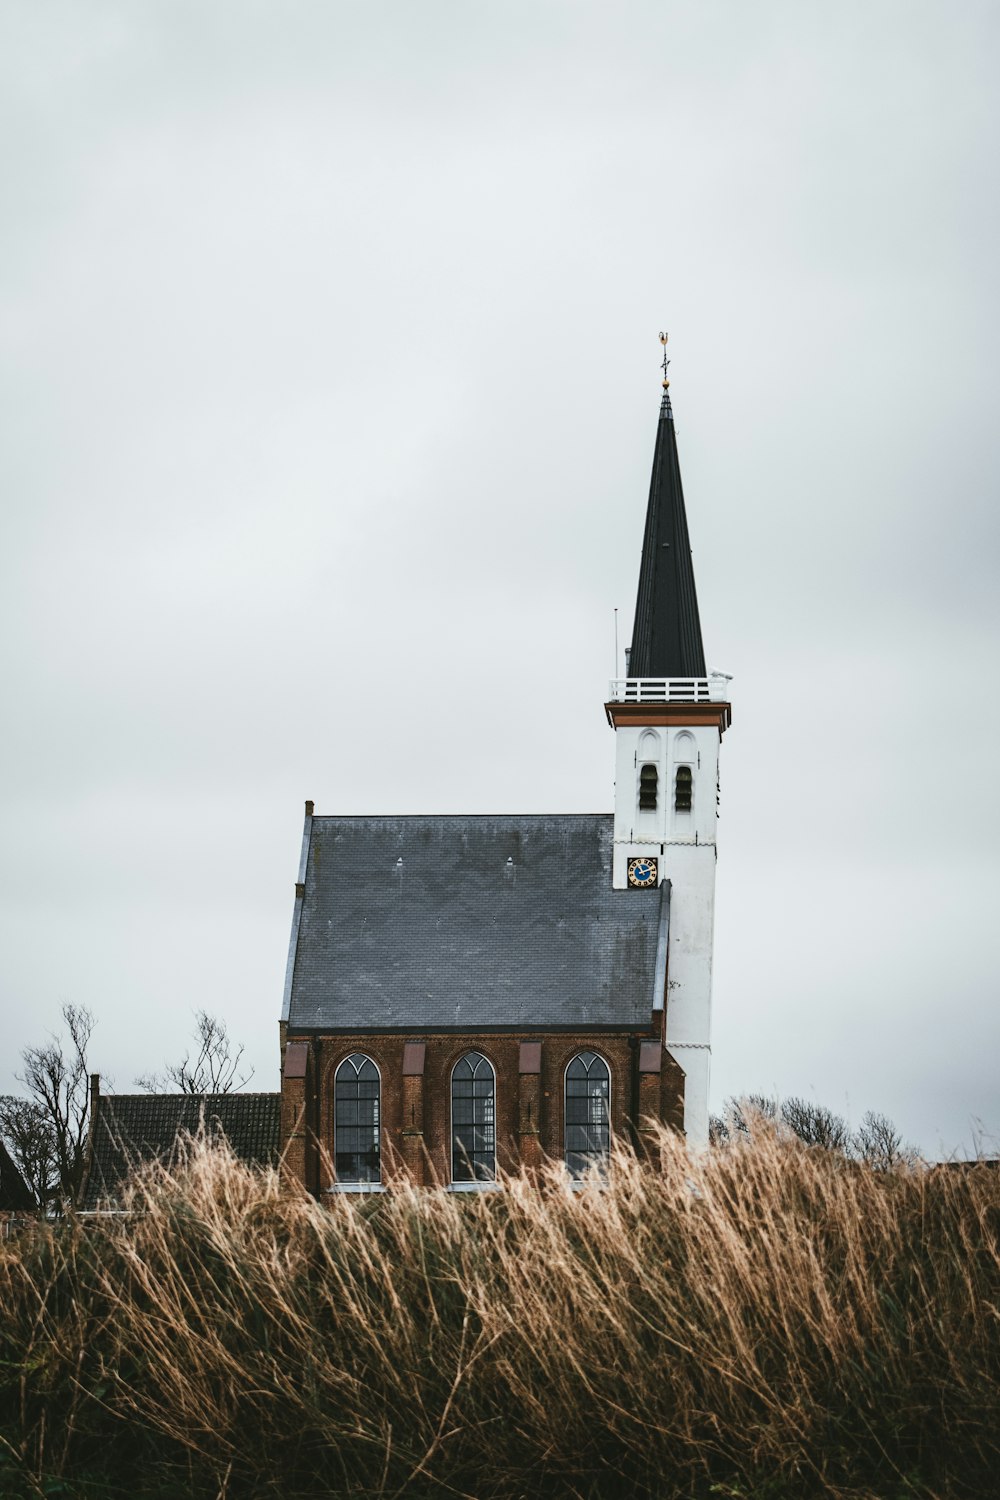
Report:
675,765,693,812
452,1052,496,1182
638,763,658,810
334,1054,381,1184
565,1052,611,1178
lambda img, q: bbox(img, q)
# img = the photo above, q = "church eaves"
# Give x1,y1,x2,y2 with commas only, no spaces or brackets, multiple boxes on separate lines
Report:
627,378,707,680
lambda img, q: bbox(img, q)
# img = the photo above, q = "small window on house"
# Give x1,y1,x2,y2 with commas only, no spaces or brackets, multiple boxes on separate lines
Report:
565,1052,611,1178
639,763,659,810
452,1052,496,1182
675,765,693,812
334,1054,381,1184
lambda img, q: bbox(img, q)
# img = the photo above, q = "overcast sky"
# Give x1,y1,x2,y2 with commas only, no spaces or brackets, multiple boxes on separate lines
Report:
2,1,998,1159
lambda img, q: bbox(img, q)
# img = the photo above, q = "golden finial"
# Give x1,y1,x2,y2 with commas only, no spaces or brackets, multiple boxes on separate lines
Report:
659,330,670,390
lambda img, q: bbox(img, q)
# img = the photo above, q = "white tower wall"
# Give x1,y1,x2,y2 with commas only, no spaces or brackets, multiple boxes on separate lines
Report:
611,715,724,1148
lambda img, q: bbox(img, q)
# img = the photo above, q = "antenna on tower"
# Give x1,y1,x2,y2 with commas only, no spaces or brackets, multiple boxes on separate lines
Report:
614,606,619,680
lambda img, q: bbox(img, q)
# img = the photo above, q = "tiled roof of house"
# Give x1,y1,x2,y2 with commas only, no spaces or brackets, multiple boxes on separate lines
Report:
0,1140,34,1212
285,813,664,1032
80,1091,280,1211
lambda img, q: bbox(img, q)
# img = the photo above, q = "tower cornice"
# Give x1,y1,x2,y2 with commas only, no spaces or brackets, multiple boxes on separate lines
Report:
603,700,731,733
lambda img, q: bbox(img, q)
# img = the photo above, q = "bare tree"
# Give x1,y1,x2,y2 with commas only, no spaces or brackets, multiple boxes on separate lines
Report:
853,1110,918,1170
136,1010,253,1095
13,1003,95,1210
711,1094,903,1164
732,1094,777,1138
780,1097,852,1152
711,1095,778,1144
0,1097,58,1210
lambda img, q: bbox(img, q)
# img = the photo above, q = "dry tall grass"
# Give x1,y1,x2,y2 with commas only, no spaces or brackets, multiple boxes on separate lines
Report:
1,1128,998,1499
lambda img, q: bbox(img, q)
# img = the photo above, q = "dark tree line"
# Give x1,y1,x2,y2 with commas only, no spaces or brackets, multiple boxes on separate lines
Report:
710,1093,919,1169
0,1007,252,1212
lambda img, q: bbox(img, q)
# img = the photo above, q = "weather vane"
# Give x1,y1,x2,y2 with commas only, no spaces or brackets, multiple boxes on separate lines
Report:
659,330,670,389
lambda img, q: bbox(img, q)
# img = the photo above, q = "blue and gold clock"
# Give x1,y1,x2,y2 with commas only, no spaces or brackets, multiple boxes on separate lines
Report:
627,857,658,888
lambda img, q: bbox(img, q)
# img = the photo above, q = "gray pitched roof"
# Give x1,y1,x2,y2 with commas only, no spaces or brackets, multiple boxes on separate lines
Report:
80,1092,280,1211
285,813,663,1032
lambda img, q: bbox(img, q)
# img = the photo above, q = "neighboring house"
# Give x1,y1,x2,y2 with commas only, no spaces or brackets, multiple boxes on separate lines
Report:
279,354,733,1194
1,1139,35,1234
79,1076,281,1211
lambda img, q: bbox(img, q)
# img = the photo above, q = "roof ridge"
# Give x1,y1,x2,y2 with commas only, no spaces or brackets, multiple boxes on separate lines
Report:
101,1091,280,1102
307,811,614,821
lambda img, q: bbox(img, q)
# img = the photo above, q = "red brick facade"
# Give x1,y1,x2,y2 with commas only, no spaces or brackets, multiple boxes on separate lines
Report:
280,1029,685,1192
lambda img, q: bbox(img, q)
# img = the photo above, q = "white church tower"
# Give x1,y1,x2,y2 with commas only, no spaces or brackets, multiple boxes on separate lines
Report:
605,338,732,1148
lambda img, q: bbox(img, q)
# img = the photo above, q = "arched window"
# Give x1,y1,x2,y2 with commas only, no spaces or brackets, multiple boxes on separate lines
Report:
638,729,660,760
638,763,659,810
334,1054,381,1184
565,1052,611,1178
451,1051,496,1182
675,765,693,812
673,730,696,760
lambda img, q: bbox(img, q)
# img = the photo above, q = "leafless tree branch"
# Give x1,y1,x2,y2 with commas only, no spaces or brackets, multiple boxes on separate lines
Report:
136,1010,253,1095
0,1096,58,1209
780,1096,852,1152
12,1003,95,1211
853,1110,919,1170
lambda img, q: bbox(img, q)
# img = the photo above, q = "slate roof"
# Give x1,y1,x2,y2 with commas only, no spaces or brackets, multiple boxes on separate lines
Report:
0,1140,34,1212
628,389,707,679
80,1092,281,1211
284,813,665,1032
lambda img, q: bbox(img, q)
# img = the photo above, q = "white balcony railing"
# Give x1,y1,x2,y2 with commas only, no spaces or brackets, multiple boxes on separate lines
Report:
608,673,732,704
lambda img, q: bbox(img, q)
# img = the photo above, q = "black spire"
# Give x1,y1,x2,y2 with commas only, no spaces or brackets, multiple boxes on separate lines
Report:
627,360,706,679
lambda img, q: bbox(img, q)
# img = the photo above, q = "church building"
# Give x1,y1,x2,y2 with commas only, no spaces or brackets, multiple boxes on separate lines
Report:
279,344,732,1191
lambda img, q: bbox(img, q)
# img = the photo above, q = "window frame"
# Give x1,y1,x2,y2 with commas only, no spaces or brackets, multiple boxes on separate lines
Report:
332,1052,382,1187
450,1050,497,1185
563,1050,612,1180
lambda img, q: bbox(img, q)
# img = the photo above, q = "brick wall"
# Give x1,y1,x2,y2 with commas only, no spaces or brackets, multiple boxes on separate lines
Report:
282,1031,685,1193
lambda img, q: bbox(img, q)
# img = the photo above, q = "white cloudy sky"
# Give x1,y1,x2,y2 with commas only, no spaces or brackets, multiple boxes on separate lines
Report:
2,1,998,1158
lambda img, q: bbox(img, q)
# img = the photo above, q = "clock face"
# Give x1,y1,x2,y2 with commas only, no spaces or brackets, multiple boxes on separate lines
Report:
627,857,658,888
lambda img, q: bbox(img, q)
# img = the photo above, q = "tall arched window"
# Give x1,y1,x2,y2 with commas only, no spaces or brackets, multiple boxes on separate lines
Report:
451,1052,496,1182
638,731,660,812
334,1054,380,1184
565,1052,611,1178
